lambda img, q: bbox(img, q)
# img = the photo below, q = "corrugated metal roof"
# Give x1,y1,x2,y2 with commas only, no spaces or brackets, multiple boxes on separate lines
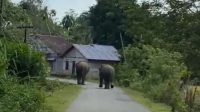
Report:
73,44,121,61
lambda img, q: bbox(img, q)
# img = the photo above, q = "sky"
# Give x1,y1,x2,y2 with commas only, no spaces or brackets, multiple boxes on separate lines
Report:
11,0,97,22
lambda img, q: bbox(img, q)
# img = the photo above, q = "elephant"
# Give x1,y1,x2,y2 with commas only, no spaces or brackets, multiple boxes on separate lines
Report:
76,61,90,85
99,64,115,89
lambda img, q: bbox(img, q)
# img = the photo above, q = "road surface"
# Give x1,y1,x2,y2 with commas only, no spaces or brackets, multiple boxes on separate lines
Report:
47,77,150,112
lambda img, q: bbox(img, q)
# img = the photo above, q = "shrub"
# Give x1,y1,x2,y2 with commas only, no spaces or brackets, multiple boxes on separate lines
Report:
0,41,7,75
40,80,70,92
115,63,140,87
5,42,50,81
0,40,50,112
117,44,189,111
0,76,45,112
144,50,187,86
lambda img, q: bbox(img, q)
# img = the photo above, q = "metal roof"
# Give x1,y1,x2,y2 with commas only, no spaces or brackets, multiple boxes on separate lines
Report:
28,35,72,56
73,44,121,61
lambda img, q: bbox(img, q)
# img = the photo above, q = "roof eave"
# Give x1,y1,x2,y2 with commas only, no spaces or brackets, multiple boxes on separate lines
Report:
88,59,120,62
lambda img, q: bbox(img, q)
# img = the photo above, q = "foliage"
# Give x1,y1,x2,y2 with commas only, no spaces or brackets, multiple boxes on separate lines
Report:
123,88,171,112
0,39,51,111
40,80,71,93
89,0,200,110
89,0,132,49
5,42,49,80
116,45,189,111
0,76,45,112
0,0,64,42
44,80,81,112
61,11,92,44
0,41,7,75
88,0,200,80
61,10,76,30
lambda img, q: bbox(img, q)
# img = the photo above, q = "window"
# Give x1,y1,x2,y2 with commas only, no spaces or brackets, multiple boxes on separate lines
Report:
48,60,54,71
65,61,69,70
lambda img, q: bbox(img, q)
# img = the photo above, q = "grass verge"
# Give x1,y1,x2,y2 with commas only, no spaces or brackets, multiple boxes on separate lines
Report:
193,86,200,104
45,83,81,112
122,88,171,112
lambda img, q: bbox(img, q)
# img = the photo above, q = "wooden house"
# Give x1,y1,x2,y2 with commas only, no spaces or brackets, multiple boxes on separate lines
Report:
64,44,121,77
28,35,120,77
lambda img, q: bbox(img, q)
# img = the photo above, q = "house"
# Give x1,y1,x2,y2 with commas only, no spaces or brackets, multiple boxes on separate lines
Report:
64,44,121,77
27,35,72,75
28,35,121,77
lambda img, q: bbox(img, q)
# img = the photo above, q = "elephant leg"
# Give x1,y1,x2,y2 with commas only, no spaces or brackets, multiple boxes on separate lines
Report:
110,76,114,88
99,75,103,87
77,74,81,84
81,74,86,85
104,79,110,89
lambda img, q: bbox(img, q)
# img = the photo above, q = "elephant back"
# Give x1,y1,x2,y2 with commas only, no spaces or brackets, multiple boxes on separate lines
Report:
76,61,90,74
100,64,115,76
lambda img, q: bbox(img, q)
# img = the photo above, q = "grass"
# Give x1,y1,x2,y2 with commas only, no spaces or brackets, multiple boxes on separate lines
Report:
45,84,81,112
122,88,171,112
193,86,200,104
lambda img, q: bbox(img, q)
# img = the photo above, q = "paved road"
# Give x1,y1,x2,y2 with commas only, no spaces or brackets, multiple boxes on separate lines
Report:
47,77,150,112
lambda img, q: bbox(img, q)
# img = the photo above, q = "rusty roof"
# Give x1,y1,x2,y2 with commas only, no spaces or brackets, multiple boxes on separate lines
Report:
34,35,72,56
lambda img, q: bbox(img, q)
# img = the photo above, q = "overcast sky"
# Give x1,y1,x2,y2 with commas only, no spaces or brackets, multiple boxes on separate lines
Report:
11,0,97,22
11,0,149,22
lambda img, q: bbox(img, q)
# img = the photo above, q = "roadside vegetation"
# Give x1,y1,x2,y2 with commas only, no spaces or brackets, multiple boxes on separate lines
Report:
0,40,48,111
115,45,199,112
43,80,81,112
88,0,200,112
123,88,171,112
0,40,81,111
0,0,81,111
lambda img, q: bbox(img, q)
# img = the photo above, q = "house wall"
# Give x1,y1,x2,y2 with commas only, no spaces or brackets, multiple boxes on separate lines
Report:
51,58,66,75
64,48,87,75
64,48,119,78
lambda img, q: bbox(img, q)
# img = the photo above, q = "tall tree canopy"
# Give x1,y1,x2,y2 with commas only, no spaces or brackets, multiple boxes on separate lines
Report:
88,0,200,79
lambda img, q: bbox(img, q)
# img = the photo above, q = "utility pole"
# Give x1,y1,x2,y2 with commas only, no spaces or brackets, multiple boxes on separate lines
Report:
17,25,33,43
120,32,126,63
0,0,3,30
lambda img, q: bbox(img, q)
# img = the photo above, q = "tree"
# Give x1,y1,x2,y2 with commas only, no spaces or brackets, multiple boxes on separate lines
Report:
89,0,164,49
160,0,200,79
89,0,131,49
61,10,76,30
61,10,92,44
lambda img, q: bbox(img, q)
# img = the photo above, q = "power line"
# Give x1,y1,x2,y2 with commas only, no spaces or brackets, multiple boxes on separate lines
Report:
17,25,33,43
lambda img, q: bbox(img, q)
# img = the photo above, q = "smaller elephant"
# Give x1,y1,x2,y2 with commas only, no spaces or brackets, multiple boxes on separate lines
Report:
99,64,115,89
76,61,90,85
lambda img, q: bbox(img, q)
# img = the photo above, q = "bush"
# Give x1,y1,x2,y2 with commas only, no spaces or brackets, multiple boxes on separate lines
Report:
40,80,70,93
0,41,7,75
5,42,50,81
115,63,140,87
0,40,50,112
0,76,45,112
117,45,189,111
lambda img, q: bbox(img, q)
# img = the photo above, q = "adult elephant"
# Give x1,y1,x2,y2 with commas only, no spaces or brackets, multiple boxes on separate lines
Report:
99,64,115,89
76,61,90,85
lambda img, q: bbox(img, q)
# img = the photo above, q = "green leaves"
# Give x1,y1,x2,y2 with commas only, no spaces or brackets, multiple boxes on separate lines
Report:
116,45,189,111
0,76,45,112
5,42,49,80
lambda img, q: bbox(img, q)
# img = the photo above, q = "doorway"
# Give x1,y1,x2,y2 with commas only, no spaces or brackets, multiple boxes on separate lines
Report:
72,61,76,77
